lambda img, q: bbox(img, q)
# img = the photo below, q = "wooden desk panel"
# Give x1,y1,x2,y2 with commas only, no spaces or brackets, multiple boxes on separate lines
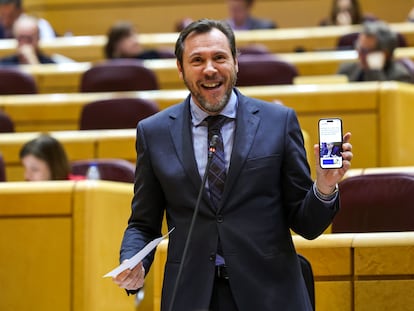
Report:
1,22,414,63
0,180,137,311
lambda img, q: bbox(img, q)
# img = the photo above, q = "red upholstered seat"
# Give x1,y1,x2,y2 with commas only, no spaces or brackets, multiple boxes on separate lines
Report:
332,173,414,233
71,158,136,183
79,97,159,130
80,59,159,92
0,67,37,94
0,153,6,182
0,111,15,132
236,54,298,86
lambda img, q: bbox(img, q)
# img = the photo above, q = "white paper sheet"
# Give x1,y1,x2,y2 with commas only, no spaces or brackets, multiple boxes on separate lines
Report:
103,228,174,278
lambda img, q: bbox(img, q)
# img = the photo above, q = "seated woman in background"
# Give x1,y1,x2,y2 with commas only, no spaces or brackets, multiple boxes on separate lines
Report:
320,0,374,26
104,21,174,59
19,133,84,181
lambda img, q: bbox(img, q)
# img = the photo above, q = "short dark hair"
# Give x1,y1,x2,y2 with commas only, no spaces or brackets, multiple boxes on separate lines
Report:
175,18,237,67
19,134,70,180
104,21,135,59
362,21,398,55
0,0,22,9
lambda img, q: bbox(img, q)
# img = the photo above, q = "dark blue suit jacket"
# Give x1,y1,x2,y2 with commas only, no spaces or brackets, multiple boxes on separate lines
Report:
121,88,339,310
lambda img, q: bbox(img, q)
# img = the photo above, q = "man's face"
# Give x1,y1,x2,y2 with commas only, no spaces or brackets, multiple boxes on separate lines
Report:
14,20,40,49
0,3,21,28
177,28,238,114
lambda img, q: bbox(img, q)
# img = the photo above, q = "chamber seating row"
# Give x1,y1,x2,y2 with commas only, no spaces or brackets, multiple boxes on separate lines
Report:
2,22,414,61
3,81,413,173
4,46,412,94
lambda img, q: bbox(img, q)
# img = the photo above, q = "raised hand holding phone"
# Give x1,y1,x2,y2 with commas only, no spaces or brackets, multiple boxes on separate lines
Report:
318,118,343,169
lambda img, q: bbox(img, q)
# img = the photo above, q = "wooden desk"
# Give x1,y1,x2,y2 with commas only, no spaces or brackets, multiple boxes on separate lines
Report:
1,22,414,62
152,232,414,311
0,180,138,311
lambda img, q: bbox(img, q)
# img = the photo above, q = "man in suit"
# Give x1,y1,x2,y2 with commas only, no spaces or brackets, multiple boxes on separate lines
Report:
113,19,353,311
225,0,277,30
337,21,413,82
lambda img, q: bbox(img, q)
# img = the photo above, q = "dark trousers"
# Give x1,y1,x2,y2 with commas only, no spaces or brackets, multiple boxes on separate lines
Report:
209,277,238,311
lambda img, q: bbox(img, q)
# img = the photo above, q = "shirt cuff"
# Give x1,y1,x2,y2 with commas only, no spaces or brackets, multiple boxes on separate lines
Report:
313,182,339,203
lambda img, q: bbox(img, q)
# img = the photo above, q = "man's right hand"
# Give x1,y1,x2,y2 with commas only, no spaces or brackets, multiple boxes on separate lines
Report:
113,261,145,291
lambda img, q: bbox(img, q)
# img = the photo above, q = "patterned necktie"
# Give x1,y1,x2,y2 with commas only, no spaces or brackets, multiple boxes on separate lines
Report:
206,115,227,208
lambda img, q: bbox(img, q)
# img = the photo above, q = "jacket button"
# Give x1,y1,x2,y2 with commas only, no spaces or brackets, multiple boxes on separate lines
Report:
217,215,223,223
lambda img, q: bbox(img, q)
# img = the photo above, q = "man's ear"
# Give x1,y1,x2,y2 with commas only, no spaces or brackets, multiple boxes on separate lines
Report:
177,59,184,80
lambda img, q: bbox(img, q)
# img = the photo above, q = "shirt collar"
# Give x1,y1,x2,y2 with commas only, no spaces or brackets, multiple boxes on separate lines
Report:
190,89,238,127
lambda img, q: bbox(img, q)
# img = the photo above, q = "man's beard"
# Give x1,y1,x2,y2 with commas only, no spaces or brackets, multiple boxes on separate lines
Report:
183,70,237,113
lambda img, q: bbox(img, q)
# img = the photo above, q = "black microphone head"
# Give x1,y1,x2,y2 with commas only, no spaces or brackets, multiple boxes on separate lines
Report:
210,134,220,149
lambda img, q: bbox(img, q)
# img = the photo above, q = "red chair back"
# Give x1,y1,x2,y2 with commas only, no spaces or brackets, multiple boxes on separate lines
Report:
80,59,159,92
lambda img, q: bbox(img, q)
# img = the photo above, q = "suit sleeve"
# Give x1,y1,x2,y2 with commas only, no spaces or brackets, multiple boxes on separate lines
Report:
281,109,339,239
120,122,166,272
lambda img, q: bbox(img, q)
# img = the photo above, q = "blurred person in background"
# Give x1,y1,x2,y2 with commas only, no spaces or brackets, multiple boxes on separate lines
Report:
0,0,55,39
319,0,376,26
337,21,413,82
0,14,55,64
104,21,174,59
225,0,277,30
20,133,84,181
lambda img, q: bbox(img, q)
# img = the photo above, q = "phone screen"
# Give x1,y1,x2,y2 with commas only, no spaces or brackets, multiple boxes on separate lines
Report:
318,118,343,169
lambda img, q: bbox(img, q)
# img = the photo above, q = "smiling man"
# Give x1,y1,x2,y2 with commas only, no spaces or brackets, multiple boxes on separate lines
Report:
113,19,353,311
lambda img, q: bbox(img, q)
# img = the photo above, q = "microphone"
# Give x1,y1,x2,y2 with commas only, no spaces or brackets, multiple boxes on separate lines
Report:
168,134,219,311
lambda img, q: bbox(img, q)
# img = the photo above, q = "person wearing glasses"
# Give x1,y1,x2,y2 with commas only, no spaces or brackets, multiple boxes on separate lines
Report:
337,21,413,82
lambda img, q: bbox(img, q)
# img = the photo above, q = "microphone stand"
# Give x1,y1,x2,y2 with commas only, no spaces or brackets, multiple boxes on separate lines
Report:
167,135,219,311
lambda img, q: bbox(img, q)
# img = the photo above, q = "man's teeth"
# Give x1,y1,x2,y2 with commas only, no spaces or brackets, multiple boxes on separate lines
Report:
203,83,219,87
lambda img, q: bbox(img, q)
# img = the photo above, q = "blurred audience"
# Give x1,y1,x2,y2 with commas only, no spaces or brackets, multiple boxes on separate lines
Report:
174,17,193,32
0,14,55,64
0,0,56,39
19,133,84,181
407,6,414,22
225,0,277,30
104,21,174,59
337,21,413,83
320,0,375,26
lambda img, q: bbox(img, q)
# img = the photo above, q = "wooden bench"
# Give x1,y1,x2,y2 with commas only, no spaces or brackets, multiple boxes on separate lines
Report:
23,0,411,36
1,22,414,62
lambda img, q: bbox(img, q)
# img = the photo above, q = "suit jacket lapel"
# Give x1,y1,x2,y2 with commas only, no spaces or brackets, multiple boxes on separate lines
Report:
220,92,260,210
168,97,203,193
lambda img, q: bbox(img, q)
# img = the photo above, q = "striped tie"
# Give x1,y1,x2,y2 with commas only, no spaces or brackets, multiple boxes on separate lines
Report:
206,115,227,208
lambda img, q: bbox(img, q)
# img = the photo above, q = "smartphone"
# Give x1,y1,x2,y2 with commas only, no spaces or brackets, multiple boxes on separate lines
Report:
318,118,343,169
